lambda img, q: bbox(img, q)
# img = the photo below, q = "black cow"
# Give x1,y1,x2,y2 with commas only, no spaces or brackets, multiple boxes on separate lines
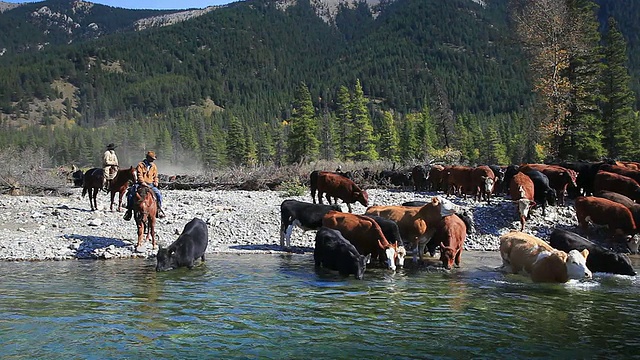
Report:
488,165,505,194
156,218,208,271
378,170,412,188
71,169,84,187
314,226,371,280
280,200,342,247
523,170,556,216
549,228,636,276
412,165,429,192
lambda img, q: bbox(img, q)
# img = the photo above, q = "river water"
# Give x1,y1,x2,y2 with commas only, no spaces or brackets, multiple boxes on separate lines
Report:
1,252,639,359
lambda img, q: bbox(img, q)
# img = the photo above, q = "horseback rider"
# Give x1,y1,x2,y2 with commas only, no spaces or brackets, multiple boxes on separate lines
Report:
102,143,119,191
123,151,165,220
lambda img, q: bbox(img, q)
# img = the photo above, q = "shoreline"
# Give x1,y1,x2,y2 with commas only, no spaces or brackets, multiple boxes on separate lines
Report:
0,187,590,261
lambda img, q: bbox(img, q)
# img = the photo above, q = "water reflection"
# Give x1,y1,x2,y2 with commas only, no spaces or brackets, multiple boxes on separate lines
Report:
0,252,638,359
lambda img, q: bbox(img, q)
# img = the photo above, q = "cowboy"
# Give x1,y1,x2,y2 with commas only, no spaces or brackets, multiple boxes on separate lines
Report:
102,143,119,191
123,151,165,220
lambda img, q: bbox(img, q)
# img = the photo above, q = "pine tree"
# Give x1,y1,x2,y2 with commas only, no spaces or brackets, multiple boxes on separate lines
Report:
243,126,258,166
378,110,400,162
602,17,636,159
559,0,605,160
257,123,276,165
226,116,246,166
485,124,509,165
202,125,227,168
335,85,352,160
287,82,320,164
349,79,378,161
416,104,438,160
399,115,418,160
319,104,337,161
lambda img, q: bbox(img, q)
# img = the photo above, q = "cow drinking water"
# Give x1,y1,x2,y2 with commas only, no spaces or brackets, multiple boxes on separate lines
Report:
156,218,209,271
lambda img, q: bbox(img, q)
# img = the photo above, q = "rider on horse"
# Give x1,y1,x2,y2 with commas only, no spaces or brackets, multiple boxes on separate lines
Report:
123,151,166,220
102,143,119,192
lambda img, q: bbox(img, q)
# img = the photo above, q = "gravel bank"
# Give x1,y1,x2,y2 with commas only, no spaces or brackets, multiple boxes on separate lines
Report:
0,187,608,261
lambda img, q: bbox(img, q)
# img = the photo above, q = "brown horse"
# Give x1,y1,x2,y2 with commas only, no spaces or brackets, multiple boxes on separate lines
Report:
133,185,157,250
109,166,137,212
82,168,103,211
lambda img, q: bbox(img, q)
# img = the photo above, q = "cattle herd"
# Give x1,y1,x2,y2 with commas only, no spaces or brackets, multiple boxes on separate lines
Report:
276,163,639,282
155,162,639,282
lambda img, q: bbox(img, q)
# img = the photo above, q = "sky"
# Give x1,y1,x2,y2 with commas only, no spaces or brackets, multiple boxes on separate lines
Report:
2,0,236,10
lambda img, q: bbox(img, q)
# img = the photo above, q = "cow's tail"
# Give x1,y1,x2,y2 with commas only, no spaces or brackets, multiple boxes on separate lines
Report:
82,187,87,197
310,171,318,203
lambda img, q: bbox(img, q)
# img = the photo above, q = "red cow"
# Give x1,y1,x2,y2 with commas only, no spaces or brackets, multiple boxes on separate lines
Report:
446,166,474,197
509,172,536,231
432,213,467,269
322,211,398,271
428,165,446,191
599,164,640,184
470,165,496,203
574,196,637,239
593,171,640,202
316,172,368,213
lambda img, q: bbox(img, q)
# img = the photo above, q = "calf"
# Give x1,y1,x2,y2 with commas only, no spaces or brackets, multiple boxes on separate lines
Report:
499,231,592,283
310,170,350,204
432,213,467,269
523,170,556,216
574,196,638,247
314,227,371,279
549,229,636,275
156,218,208,271
593,171,640,202
280,200,342,247
364,215,407,267
471,165,496,203
509,172,536,231
322,211,398,271
316,171,368,212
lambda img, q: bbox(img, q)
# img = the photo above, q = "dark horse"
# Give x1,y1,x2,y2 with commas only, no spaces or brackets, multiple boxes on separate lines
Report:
82,168,103,211
108,166,137,212
133,185,157,250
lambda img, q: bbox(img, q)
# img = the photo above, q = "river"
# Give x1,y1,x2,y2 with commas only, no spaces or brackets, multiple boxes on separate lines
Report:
1,252,639,359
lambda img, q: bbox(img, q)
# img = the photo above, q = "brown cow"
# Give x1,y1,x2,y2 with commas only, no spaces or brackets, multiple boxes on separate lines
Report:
575,196,637,240
322,211,398,271
593,171,640,202
316,172,368,213
365,196,458,263
509,172,536,231
520,164,577,205
599,164,640,184
432,213,467,269
471,165,495,203
446,166,474,197
499,231,591,283
427,165,446,191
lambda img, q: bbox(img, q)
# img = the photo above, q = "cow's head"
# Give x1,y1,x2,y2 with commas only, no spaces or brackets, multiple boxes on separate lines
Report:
378,240,397,271
396,245,407,268
565,249,592,280
601,251,637,276
156,246,177,271
356,189,369,207
515,198,535,219
440,242,457,270
482,176,495,194
354,253,372,280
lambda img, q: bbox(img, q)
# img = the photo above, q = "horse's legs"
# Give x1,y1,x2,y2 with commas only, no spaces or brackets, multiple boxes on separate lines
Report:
149,217,156,249
117,190,125,212
110,191,116,212
136,220,144,249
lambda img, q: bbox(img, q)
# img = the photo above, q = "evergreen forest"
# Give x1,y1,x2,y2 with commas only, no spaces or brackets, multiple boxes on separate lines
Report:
0,0,638,170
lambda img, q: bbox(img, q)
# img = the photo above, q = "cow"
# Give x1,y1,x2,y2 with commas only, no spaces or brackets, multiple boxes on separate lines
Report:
322,211,398,271
471,165,496,203
432,213,467,270
521,164,578,206
412,165,429,192
593,171,640,202
280,200,342,248
366,196,457,263
488,165,506,195
310,169,351,204
499,231,592,283
364,215,407,267
509,172,536,231
445,166,474,197
549,228,636,276
316,171,368,213
522,170,556,216
501,164,520,194
574,196,638,250
314,227,371,280
594,190,640,227
427,165,446,191
156,218,208,271
600,164,640,184
378,169,412,188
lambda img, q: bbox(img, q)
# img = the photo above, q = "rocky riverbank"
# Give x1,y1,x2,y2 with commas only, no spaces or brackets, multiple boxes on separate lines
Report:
0,187,609,261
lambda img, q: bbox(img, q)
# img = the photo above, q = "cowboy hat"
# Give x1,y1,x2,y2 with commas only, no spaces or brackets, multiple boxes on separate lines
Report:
106,143,116,150
146,151,157,160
